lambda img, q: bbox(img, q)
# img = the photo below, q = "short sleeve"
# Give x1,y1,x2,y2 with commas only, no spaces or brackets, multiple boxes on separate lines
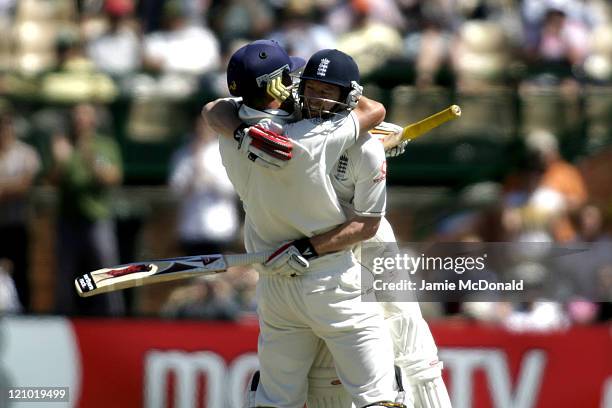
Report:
353,138,387,217
320,111,360,170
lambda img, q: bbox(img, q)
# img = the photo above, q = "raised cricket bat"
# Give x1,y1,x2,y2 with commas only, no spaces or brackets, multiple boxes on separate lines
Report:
377,105,462,150
75,251,272,297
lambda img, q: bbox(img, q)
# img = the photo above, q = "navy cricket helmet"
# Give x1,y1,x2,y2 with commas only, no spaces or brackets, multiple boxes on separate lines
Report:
300,49,360,90
227,40,305,101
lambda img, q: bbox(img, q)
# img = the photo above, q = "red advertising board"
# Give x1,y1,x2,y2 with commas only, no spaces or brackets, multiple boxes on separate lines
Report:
2,317,610,408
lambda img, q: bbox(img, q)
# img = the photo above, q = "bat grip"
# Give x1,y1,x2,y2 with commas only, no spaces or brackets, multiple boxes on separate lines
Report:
225,251,273,267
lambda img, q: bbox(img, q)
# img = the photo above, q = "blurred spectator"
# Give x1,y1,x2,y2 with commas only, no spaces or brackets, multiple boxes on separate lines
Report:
573,204,610,243
268,1,337,60
169,116,239,256
41,31,118,103
503,129,588,242
402,0,456,88
336,0,403,77
86,0,141,76
503,301,569,332
412,18,452,88
49,103,124,316
557,205,612,300
162,278,241,320
0,108,40,312
523,3,590,75
451,20,512,88
208,0,274,48
11,0,78,75
143,0,220,75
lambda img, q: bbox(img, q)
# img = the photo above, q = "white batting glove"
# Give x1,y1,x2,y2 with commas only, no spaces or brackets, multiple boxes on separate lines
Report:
347,81,363,109
385,139,409,158
264,238,318,277
370,121,408,158
234,121,293,170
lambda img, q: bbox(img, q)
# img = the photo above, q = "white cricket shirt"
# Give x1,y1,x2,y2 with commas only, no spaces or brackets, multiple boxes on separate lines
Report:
219,101,360,252
331,135,387,218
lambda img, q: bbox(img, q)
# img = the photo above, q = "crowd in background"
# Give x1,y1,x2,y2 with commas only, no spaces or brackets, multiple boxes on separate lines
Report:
0,0,609,97
0,0,611,329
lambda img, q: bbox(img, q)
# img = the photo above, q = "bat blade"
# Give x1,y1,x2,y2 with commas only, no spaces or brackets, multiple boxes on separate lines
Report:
74,251,271,297
74,255,229,297
381,105,462,150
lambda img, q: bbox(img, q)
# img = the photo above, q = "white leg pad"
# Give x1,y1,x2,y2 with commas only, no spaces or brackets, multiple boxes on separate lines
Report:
399,360,452,408
411,376,452,408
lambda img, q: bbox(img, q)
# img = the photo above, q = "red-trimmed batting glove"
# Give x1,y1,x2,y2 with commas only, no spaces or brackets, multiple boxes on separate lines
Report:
264,238,319,277
235,123,293,170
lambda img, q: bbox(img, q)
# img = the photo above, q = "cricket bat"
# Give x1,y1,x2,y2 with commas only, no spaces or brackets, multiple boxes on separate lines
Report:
75,251,272,297
378,105,462,150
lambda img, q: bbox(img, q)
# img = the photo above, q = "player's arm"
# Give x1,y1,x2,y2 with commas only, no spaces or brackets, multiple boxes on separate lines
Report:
310,216,381,254
264,215,381,276
311,140,387,254
353,95,386,135
202,99,293,170
201,98,242,139
265,141,387,274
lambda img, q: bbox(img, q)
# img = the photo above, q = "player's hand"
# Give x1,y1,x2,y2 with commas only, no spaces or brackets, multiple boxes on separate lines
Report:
385,139,409,158
347,81,363,109
264,238,318,277
370,121,408,158
235,123,293,170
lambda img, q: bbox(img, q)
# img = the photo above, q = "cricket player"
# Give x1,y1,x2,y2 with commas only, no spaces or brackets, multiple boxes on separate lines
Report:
202,41,403,408
214,45,452,408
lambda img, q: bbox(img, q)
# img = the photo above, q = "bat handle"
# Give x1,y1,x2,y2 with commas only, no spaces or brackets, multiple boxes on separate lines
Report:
225,251,273,267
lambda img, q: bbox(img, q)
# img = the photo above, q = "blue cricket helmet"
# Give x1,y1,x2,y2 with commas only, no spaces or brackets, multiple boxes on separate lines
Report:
227,40,305,99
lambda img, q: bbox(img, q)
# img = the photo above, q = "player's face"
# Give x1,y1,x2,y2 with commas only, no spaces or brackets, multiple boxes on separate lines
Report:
302,80,342,117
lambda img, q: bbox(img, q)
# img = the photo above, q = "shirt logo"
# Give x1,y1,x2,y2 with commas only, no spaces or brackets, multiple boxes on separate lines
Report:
317,58,330,77
334,154,349,181
373,161,387,183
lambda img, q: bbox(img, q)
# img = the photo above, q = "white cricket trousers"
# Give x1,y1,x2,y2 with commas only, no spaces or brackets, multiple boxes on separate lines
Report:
254,252,397,408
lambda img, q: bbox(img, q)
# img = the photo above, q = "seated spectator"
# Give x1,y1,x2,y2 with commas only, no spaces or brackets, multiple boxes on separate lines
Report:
42,31,118,102
336,0,403,77
143,0,220,75
86,0,141,76
268,2,337,60
207,0,274,48
524,4,590,78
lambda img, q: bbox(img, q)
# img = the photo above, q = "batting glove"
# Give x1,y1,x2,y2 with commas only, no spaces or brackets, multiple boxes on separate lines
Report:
346,81,363,110
234,122,293,170
385,140,409,158
264,238,318,277
370,121,408,158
